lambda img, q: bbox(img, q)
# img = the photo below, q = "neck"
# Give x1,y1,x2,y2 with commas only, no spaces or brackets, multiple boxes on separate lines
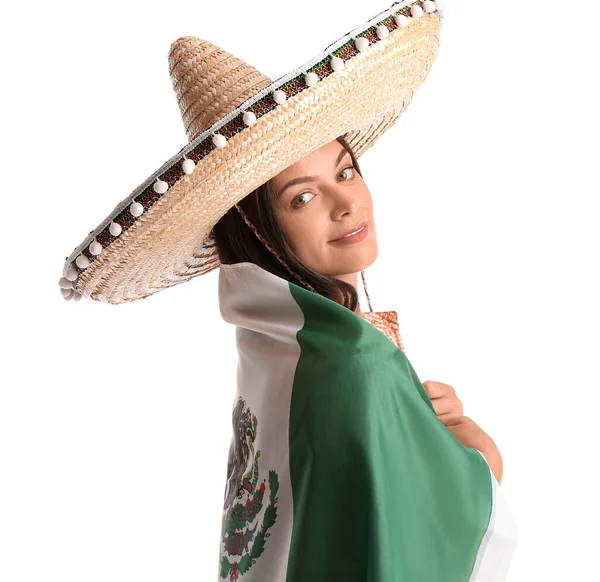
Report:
334,271,358,289
332,271,363,315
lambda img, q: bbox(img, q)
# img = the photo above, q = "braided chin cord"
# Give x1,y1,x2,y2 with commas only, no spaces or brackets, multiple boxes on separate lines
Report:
234,203,373,313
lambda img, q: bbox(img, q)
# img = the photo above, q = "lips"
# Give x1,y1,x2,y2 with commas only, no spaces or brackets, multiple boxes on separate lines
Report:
330,220,368,242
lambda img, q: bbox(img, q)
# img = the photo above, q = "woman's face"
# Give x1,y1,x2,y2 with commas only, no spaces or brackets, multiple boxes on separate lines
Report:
270,139,378,287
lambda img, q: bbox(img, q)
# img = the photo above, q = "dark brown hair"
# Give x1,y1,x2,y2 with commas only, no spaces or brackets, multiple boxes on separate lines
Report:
211,135,362,313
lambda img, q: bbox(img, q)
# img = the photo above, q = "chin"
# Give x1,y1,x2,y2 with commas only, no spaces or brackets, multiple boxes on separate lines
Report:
331,241,379,274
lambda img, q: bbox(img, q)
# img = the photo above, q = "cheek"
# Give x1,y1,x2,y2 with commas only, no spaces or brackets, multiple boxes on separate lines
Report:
281,212,329,255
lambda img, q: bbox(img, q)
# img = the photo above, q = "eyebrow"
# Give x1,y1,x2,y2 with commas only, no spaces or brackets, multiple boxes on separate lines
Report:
276,146,351,198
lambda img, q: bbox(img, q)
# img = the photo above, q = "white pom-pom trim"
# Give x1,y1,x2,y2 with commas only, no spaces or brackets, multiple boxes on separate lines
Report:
212,133,227,148
59,277,72,289
304,72,319,87
376,25,389,39
110,221,122,236
395,14,409,27
243,111,257,126
182,157,195,174
76,254,89,269
72,291,82,302
89,240,102,255
354,36,369,52
435,1,445,19
410,4,424,17
330,55,344,72
153,179,168,194
423,0,436,13
65,266,78,281
273,90,287,104
130,201,144,217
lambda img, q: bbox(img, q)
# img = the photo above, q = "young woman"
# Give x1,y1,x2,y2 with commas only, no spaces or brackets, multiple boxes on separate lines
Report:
58,2,517,580
213,135,516,581
214,133,503,476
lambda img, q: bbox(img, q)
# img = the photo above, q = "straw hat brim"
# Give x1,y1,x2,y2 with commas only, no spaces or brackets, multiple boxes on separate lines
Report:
60,1,442,304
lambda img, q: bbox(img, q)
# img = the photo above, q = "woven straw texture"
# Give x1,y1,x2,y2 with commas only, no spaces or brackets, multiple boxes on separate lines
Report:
67,4,440,304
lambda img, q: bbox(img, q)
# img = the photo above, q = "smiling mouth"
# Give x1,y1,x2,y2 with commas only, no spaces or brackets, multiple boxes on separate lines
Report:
329,222,369,245
330,220,368,242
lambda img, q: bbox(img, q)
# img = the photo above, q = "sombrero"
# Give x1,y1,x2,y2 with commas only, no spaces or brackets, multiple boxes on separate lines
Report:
58,0,444,304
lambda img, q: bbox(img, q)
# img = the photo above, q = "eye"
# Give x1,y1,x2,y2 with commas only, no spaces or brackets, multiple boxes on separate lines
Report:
339,165,355,180
291,191,314,209
290,165,356,209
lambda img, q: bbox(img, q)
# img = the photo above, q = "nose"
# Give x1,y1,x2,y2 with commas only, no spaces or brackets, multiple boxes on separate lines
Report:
326,185,361,219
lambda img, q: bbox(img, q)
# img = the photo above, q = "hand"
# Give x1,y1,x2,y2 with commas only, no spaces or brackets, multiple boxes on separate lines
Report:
422,381,503,482
443,415,492,453
422,380,489,452
422,380,464,427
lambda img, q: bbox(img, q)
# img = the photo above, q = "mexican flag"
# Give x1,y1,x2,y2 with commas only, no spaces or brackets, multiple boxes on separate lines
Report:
216,262,518,582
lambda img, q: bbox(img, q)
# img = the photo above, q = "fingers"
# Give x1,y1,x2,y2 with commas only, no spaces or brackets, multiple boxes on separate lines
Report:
444,414,469,427
437,410,460,426
422,380,455,399
429,396,454,417
422,380,464,421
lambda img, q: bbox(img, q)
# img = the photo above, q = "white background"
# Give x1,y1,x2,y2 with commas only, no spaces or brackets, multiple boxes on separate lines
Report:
1,0,598,580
